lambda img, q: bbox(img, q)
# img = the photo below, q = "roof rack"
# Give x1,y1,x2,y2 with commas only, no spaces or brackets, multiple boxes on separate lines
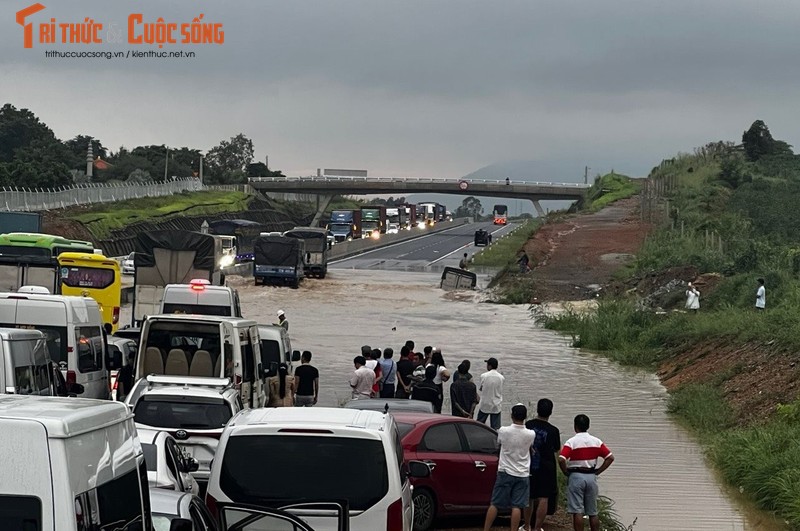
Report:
145,375,232,393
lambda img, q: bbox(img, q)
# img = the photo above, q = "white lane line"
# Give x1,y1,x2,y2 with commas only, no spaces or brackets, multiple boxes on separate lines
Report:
328,223,476,265
426,224,515,265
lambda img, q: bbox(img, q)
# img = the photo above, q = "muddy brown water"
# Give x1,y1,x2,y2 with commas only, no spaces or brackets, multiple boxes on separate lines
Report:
123,269,786,530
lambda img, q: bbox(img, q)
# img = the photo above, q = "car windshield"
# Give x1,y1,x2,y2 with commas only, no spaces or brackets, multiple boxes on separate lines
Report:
134,398,232,429
219,435,388,511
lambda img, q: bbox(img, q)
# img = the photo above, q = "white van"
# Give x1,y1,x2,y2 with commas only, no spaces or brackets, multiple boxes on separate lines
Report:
0,395,152,530
205,407,431,531
0,327,85,397
131,314,267,409
258,323,300,375
0,291,112,400
160,279,242,317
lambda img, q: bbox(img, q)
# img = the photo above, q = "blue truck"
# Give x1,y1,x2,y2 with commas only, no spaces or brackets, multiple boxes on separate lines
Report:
328,210,362,242
253,235,305,288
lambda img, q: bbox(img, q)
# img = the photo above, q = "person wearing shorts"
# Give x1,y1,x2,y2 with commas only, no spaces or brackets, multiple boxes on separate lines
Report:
483,404,535,531
558,414,615,531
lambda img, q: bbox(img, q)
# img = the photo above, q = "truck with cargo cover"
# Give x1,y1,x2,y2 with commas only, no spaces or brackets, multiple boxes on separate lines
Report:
283,227,328,279
253,235,305,288
132,230,224,325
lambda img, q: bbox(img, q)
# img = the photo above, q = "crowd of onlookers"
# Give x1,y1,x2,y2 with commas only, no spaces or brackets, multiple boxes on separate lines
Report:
262,339,615,531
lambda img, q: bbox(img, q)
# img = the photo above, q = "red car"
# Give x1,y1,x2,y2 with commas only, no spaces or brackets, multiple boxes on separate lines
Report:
392,412,499,531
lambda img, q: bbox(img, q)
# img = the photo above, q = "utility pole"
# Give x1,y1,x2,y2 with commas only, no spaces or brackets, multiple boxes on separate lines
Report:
199,154,204,185
265,155,269,171
164,148,170,181
584,166,589,184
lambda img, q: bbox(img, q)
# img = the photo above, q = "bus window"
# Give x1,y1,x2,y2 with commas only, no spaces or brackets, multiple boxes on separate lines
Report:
61,267,115,289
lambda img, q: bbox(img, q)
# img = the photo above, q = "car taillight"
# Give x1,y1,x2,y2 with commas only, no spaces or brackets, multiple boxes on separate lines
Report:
66,370,76,386
387,498,403,531
112,306,120,324
206,492,219,519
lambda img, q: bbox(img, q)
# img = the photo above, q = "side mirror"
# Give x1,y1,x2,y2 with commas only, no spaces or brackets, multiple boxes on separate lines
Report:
169,519,193,531
257,363,265,379
408,460,432,479
69,383,85,396
182,457,199,473
291,350,301,362
105,349,122,371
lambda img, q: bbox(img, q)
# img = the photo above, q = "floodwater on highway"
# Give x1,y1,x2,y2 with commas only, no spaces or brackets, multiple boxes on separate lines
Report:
125,268,784,530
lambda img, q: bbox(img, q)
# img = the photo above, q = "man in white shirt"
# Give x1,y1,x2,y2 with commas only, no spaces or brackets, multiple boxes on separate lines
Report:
349,356,374,399
483,404,535,531
755,278,766,310
477,357,504,429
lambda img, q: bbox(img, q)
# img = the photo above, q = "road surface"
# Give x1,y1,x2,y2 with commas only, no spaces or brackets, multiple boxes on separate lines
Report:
329,221,515,271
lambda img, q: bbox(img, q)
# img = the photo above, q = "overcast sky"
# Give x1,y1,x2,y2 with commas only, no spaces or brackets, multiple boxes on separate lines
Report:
2,0,800,180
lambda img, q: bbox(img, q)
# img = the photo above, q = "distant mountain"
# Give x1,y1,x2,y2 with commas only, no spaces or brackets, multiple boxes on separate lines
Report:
461,159,589,184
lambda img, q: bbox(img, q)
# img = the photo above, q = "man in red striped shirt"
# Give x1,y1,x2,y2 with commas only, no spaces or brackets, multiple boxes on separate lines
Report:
558,414,615,531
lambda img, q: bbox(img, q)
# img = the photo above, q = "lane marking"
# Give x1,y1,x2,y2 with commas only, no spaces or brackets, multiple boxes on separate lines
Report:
328,223,478,265
426,224,514,265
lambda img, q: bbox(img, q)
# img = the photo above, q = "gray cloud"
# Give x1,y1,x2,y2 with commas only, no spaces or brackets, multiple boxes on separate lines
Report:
1,0,799,178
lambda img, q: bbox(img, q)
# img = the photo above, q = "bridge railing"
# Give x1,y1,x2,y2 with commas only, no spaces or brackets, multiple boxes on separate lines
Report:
249,176,591,188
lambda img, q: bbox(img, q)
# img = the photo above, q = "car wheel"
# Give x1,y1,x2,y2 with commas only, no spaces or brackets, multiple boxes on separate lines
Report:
412,488,436,531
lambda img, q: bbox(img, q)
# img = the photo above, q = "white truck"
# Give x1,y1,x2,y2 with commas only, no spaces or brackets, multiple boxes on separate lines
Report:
160,279,242,318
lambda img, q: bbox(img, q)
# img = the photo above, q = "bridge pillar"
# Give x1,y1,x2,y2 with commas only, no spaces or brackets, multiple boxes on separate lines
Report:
532,200,546,217
311,194,334,227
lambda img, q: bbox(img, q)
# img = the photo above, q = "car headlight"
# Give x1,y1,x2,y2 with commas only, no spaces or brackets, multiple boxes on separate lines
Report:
417,222,426,229
371,232,380,240
220,255,235,267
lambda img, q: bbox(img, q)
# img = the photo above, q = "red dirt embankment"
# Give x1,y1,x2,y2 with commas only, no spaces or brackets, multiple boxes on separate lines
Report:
521,194,800,426
523,197,651,302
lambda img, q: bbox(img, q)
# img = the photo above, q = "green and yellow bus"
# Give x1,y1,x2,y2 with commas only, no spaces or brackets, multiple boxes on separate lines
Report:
0,233,94,258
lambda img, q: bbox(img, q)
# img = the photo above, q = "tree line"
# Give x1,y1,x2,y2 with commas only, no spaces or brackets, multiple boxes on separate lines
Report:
0,103,283,188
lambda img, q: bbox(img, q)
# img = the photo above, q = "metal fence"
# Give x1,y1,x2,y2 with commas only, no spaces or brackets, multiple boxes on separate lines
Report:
0,178,204,212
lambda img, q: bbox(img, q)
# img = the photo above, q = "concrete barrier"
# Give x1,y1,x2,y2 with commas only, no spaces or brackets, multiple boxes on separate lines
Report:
328,218,470,262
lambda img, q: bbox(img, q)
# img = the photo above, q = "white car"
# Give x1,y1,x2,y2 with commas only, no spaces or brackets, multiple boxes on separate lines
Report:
122,252,135,275
150,489,217,531
128,375,243,484
138,427,199,495
205,407,431,531
387,223,400,234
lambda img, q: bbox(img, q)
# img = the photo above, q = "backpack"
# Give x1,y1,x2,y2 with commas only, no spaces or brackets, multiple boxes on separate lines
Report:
530,426,548,471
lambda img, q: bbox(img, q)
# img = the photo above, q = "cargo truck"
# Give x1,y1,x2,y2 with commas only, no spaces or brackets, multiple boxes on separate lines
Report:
132,230,224,325
417,202,437,227
360,205,387,239
284,227,328,279
403,204,417,230
0,212,41,234
328,209,362,242
253,235,305,288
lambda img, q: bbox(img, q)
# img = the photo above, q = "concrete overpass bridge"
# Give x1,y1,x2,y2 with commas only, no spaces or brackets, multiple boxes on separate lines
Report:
249,175,590,222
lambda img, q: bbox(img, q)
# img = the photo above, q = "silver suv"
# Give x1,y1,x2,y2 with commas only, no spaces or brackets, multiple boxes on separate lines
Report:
128,375,243,485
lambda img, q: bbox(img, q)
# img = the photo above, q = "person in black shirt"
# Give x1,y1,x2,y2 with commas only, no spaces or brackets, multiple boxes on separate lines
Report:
395,346,415,399
410,365,439,409
116,350,135,402
450,362,478,417
293,351,319,406
522,398,561,531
